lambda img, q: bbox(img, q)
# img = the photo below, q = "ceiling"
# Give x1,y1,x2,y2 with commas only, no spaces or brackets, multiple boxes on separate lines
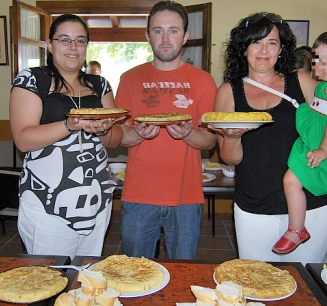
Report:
78,15,148,29
51,14,149,41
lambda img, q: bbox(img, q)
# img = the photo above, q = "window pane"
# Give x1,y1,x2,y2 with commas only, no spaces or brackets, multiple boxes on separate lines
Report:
87,42,153,95
20,8,41,40
182,46,202,69
188,11,203,40
19,44,41,71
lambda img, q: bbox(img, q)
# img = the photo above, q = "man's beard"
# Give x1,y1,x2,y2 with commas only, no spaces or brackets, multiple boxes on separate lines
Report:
152,45,182,62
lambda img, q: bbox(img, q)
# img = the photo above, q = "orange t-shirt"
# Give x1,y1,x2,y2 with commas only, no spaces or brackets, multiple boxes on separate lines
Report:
116,62,217,206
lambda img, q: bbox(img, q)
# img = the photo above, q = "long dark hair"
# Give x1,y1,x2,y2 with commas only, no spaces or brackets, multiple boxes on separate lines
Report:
46,14,93,93
223,13,296,82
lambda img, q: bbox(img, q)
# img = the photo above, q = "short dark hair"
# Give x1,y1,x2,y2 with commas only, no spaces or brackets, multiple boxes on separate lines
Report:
223,12,296,81
312,32,327,49
88,60,101,70
147,1,188,35
293,46,312,73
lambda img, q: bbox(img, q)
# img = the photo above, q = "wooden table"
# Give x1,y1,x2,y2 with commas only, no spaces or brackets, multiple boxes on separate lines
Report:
0,254,70,306
69,257,327,305
112,169,235,237
202,170,235,237
306,263,327,297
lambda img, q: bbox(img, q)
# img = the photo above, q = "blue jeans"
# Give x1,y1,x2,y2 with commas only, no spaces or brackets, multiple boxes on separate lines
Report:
121,202,203,259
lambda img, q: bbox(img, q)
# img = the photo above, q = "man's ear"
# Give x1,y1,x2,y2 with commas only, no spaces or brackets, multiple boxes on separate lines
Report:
145,31,150,44
183,31,189,46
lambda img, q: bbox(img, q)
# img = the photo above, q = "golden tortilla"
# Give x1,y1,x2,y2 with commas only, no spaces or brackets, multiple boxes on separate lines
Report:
214,259,296,299
93,255,164,293
69,107,128,114
0,265,69,303
202,112,272,121
134,112,192,122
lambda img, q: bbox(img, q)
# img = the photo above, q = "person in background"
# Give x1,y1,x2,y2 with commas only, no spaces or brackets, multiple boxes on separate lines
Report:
87,60,102,75
292,46,312,74
312,32,327,81
9,14,123,259
115,0,217,259
209,12,327,264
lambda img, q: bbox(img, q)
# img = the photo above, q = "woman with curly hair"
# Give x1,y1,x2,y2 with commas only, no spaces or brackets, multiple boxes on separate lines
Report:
209,13,327,264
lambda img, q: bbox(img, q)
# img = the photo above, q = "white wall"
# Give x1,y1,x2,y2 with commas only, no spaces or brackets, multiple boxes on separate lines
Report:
179,0,327,85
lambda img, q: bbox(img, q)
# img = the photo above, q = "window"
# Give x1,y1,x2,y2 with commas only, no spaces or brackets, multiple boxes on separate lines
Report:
87,42,153,95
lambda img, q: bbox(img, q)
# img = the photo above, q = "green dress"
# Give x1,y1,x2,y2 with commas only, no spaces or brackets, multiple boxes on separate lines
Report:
288,82,327,196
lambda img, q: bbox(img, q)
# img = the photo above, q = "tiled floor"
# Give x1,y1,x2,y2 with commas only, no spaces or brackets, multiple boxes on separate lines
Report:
0,212,238,261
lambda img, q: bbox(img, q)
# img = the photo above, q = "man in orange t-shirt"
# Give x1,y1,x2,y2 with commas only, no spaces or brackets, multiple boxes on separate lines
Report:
115,0,217,259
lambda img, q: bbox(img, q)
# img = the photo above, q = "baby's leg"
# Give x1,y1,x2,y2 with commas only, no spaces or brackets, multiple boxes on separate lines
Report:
283,168,306,243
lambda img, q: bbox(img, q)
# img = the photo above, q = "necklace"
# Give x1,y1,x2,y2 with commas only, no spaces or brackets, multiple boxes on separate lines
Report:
66,86,80,109
66,85,83,153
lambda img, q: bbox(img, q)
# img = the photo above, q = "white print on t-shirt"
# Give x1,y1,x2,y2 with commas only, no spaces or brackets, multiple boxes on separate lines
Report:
143,82,191,88
173,94,193,109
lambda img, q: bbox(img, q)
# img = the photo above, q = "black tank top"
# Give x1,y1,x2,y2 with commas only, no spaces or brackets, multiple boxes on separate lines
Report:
230,72,327,214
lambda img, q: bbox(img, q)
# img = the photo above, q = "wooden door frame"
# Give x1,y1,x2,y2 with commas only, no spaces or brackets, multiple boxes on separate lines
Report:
36,1,212,72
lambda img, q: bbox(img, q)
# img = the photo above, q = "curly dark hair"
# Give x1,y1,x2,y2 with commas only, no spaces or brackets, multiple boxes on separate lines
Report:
223,13,297,82
46,14,93,94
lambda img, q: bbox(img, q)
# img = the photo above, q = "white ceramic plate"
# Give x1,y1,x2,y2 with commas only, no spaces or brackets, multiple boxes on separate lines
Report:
244,284,297,302
221,167,235,178
204,162,221,171
203,173,216,183
89,263,170,298
201,120,274,129
109,163,126,174
321,268,327,284
213,272,297,302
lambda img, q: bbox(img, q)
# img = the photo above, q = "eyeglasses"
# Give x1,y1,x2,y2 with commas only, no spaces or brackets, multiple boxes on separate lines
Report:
246,13,283,28
52,37,87,47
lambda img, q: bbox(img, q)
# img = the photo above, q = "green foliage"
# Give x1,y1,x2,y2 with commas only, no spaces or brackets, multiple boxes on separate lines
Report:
86,43,153,63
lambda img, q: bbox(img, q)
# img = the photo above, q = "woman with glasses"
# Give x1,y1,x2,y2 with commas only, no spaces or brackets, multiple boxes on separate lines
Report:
9,14,123,258
209,12,327,264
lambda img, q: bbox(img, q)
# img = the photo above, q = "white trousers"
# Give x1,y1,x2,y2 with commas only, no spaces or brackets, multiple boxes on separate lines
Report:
18,200,112,259
234,203,327,265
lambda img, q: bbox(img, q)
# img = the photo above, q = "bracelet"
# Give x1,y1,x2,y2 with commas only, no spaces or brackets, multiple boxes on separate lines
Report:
96,128,110,136
64,118,73,133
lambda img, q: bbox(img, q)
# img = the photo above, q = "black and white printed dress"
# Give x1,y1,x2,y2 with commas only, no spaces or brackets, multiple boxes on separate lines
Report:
12,67,116,235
